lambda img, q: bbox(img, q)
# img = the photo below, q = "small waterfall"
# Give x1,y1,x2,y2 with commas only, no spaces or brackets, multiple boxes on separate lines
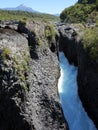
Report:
58,52,97,130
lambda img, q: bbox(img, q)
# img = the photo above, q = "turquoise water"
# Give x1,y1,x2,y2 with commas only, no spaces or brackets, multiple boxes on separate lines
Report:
58,52,97,130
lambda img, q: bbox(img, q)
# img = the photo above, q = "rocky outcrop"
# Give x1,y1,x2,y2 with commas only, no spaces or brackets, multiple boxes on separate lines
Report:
58,24,78,66
0,28,30,130
77,41,98,129
0,21,68,130
58,23,98,129
26,45,67,130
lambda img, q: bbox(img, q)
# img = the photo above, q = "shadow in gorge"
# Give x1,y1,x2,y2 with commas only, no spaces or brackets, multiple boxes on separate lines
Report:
0,95,31,130
0,83,32,130
27,34,39,59
18,21,39,60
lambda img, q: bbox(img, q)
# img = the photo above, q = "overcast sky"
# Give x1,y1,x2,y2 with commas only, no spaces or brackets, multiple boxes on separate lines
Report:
0,0,77,14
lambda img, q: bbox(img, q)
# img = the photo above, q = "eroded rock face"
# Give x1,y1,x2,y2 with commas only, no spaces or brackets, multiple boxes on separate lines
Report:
77,41,98,129
0,21,68,130
26,45,67,130
58,24,98,129
58,24,78,66
0,28,31,130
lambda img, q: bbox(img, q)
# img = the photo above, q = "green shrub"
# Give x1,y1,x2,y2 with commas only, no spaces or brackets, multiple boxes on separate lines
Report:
82,27,98,59
20,18,27,26
13,53,30,90
0,10,59,22
96,20,98,27
60,3,97,23
37,36,43,45
45,24,56,41
2,47,12,59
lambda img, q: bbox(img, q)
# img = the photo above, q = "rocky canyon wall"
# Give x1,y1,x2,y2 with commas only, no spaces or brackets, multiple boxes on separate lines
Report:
0,21,68,130
58,24,98,129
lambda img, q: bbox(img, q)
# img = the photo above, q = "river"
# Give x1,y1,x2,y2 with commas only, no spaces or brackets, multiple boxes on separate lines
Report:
58,52,97,130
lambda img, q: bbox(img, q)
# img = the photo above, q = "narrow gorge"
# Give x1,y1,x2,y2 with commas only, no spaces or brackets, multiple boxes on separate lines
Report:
58,24,98,129
58,52,97,130
0,21,67,130
0,20,98,130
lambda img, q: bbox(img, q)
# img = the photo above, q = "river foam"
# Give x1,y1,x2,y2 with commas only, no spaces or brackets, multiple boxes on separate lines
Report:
58,52,97,130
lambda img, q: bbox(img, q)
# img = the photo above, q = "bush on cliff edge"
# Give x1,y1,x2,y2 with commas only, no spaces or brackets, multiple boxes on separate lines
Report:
82,27,98,60
60,1,98,23
45,24,57,41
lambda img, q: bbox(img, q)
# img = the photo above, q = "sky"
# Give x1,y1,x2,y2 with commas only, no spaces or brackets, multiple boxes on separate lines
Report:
0,0,77,14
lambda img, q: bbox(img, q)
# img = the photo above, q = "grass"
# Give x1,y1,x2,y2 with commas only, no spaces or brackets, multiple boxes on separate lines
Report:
0,47,30,90
45,24,57,41
0,10,60,22
13,54,30,90
1,47,12,60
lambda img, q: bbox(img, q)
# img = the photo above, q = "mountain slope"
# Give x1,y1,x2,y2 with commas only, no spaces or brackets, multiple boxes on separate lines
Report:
3,4,39,13
60,0,98,23
78,0,96,4
0,10,60,22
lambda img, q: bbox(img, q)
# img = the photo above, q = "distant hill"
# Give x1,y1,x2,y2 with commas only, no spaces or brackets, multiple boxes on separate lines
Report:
3,4,39,13
53,13,60,17
2,4,59,16
0,9,60,22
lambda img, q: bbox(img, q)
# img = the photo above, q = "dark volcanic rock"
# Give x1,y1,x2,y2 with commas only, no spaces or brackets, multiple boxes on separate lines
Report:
0,28,31,130
77,41,98,129
26,45,67,130
58,24,98,129
0,21,68,130
58,24,78,66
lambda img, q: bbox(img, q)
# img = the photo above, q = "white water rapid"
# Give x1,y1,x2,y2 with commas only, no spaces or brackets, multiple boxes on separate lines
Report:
58,52,97,130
